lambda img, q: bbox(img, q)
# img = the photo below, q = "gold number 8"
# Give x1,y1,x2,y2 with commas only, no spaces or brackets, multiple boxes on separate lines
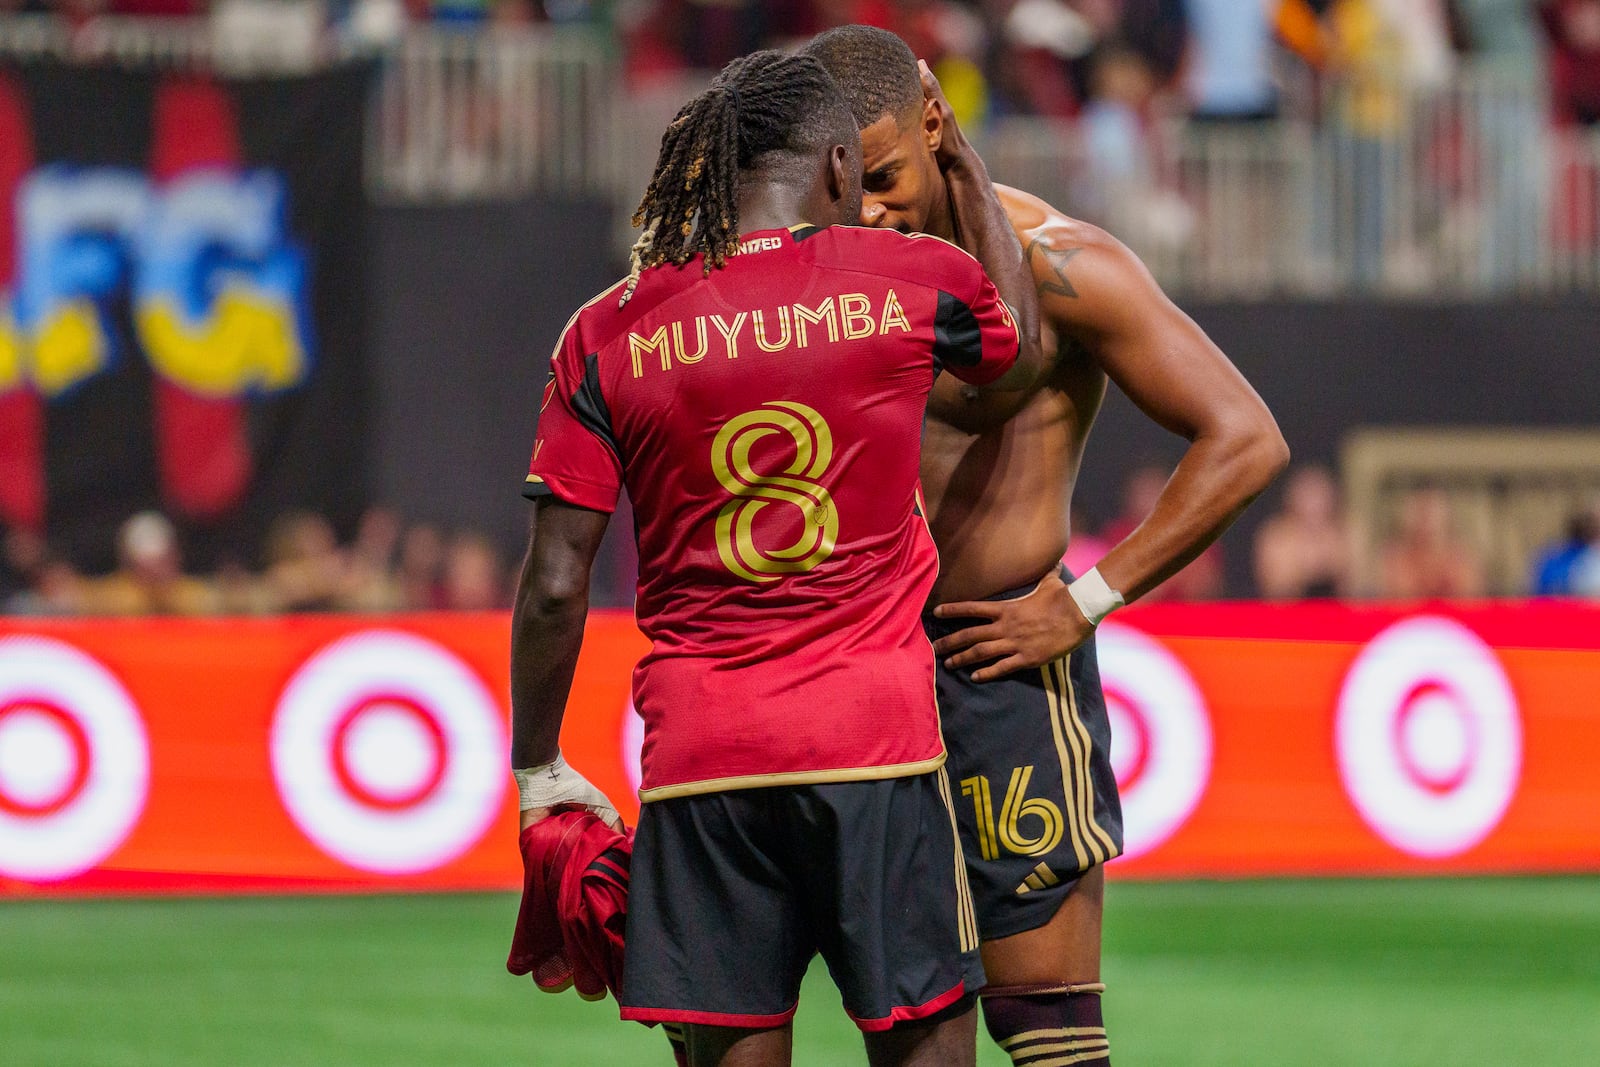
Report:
711,401,839,583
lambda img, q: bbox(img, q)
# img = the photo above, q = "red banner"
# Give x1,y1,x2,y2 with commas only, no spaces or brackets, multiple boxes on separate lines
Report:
1,603,1597,897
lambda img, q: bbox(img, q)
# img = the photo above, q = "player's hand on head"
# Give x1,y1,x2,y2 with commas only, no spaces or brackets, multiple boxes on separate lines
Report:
919,59,971,172
931,571,1093,682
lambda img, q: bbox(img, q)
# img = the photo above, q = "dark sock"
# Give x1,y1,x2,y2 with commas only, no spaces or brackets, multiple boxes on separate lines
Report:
982,990,1110,1065
662,1022,688,1066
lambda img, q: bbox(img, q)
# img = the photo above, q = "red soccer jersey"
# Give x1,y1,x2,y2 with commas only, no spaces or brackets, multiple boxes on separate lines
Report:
527,224,1018,801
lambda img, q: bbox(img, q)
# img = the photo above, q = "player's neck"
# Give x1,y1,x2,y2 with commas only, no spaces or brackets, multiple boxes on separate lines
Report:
736,183,823,236
928,184,956,243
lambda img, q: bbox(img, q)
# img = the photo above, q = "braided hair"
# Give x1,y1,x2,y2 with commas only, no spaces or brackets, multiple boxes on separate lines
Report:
621,50,855,306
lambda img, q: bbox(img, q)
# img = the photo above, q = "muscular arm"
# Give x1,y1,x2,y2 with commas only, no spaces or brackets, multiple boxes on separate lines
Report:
1042,221,1288,602
509,498,609,770
934,203,1288,679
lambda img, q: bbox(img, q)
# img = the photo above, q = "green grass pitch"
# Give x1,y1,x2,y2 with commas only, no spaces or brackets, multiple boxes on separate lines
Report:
3,877,1597,1065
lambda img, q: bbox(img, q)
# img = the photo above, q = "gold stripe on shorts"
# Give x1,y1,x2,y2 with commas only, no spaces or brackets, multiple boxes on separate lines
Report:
1041,660,1094,869
1058,657,1118,860
936,767,980,952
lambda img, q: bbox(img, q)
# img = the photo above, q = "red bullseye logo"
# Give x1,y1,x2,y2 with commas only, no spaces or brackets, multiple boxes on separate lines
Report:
0,701,92,817
1391,682,1478,795
1336,616,1521,858
0,637,150,881
271,631,506,874
1102,687,1150,791
328,696,448,810
1095,622,1212,860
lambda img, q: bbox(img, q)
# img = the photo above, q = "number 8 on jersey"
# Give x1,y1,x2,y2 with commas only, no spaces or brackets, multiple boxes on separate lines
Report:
711,400,838,583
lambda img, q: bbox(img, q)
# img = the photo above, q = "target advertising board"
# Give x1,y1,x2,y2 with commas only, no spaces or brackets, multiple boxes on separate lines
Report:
1,603,1597,896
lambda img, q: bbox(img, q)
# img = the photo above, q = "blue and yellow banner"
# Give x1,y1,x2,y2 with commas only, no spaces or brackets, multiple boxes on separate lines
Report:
0,60,371,569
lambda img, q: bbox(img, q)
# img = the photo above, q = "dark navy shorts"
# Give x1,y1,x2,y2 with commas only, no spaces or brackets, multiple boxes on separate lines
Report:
618,771,985,1032
923,567,1124,941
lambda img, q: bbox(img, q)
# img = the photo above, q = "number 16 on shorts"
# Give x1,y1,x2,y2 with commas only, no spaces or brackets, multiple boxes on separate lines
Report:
960,766,1065,861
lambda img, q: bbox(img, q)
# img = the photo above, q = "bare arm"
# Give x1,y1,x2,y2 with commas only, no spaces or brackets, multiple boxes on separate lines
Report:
1052,225,1289,603
510,498,614,825
921,62,1043,392
934,217,1288,679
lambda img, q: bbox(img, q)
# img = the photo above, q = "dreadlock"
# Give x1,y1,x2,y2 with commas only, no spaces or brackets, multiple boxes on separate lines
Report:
621,50,852,306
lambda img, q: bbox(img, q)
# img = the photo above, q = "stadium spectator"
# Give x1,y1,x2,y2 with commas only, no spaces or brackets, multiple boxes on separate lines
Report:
0,525,45,605
1252,464,1352,599
1075,43,1195,250
2,527,83,615
1455,0,1548,286
1102,463,1225,600
1571,530,1600,596
110,0,203,14
1530,503,1600,594
995,0,1108,116
5,556,83,615
1080,45,1158,190
1539,0,1600,125
1183,0,1280,121
1115,0,1189,84
261,511,349,612
79,511,219,616
341,506,406,611
1377,485,1486,599
397,521,448,609
339,0,410,46
441,531,508,610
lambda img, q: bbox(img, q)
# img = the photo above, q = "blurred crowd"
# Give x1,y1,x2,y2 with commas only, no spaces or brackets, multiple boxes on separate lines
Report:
0,508,513,616
1074,462,1600,603
6,467,1600,615
7,0,1600,129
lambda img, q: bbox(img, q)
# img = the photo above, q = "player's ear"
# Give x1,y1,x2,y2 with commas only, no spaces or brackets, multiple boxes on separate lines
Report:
827,142,848,204
922,95,943,154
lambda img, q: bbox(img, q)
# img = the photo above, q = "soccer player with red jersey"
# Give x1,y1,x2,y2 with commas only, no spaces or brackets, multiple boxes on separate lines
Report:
509,50,1044,1067
807,26,1289,1067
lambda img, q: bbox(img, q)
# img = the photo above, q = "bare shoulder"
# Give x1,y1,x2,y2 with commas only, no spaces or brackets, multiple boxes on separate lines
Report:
995,183,1168,324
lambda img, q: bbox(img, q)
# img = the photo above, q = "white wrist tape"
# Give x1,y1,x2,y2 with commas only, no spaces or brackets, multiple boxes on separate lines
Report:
1067,566,1124,627
513,753,618,823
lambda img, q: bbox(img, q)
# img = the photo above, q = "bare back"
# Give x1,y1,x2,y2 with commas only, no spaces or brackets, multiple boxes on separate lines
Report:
922,186,1107,603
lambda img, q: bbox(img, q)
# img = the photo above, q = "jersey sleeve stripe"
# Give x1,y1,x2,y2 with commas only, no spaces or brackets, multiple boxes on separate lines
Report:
932,289,985,369
571,351,621,460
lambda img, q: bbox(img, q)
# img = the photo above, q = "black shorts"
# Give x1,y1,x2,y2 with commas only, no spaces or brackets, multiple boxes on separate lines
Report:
923,568,1124,941
618,771,985,1032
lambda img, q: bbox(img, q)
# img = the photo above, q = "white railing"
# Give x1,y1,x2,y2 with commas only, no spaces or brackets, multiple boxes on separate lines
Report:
3,16,1599,297
980,68,1600,298
0,15,619,199
370,27,616,200
0,12,337,72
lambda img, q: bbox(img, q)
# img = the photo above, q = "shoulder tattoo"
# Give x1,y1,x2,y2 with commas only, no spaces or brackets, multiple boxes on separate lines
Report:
1026,238,1082,299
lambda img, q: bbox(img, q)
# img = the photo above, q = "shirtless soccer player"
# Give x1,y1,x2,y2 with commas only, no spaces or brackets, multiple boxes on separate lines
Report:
510,49,1047,1067
807,27,1290,1066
